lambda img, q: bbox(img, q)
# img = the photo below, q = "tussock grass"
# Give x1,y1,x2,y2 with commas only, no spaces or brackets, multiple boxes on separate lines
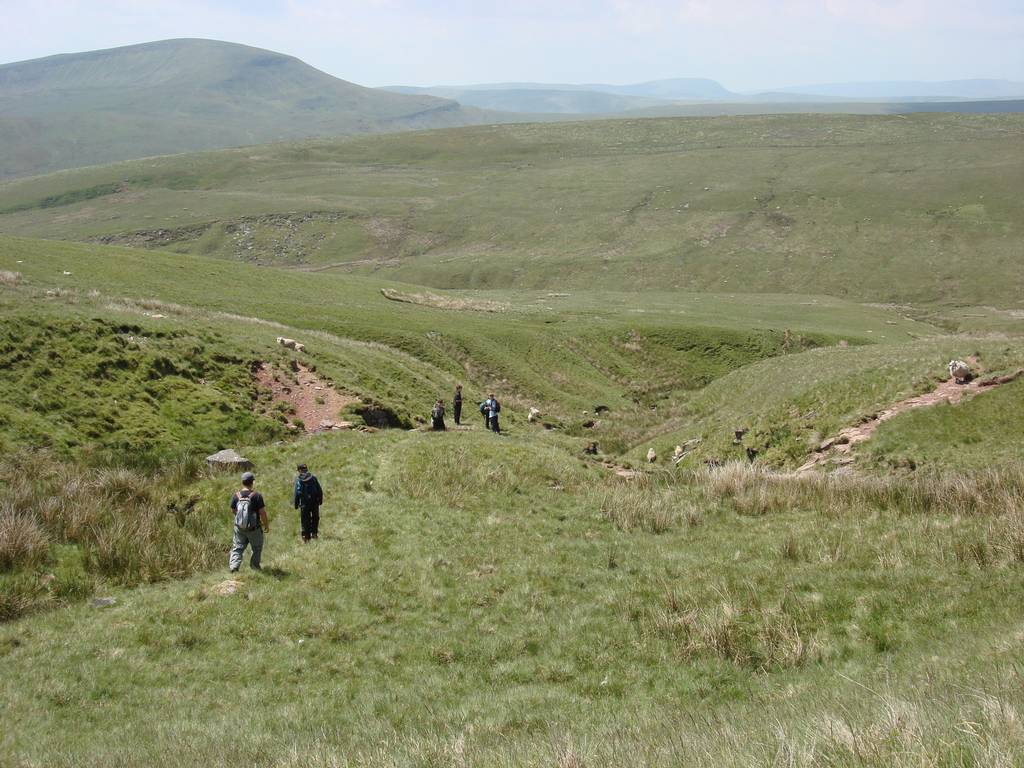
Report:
0,506,50,571
0,451,221,619
652,584,822,670
595,482,703,533
691,461,1024,518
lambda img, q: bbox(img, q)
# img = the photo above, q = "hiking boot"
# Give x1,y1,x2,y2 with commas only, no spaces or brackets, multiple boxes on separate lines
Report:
230,568,239,574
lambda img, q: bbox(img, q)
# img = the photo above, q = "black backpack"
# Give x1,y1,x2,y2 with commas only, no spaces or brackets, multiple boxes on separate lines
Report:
297,476,320,508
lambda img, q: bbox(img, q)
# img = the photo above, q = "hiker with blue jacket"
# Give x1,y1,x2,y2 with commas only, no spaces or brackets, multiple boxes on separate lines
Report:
294,463,324,542
480,397,492,429
230,471,269,572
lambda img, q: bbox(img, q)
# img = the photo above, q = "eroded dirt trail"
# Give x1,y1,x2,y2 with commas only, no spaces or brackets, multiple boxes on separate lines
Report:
255,362,360,433
797,368,1024,473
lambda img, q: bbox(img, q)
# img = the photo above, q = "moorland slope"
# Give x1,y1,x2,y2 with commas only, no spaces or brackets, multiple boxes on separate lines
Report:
2,112,1021,306
0,38,507,179
2,109,1024,766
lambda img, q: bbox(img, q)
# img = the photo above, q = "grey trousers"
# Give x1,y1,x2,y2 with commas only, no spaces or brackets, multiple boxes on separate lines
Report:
229,526,263,570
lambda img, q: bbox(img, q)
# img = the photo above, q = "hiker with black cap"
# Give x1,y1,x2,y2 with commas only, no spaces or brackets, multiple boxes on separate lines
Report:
229,471,269,572
294,463,324,542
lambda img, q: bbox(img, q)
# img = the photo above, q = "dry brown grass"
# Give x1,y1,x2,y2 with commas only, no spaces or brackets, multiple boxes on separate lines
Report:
0,451,218,620
690,462,1024,518
0,505,50,571
652,585,821,670
380,287,509,313
0,270,22,286
595,482,703,533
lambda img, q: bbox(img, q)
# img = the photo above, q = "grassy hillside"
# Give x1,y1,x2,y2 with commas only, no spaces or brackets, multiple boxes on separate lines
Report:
0,235,935,449
1,113,1021,306
0,311,285,460
628,337,1024,468
2,107,1024,765
3,429,1024,766
0,38,511,179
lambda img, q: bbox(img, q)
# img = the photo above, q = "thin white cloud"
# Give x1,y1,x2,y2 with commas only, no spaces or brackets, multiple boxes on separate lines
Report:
0,0,1020,89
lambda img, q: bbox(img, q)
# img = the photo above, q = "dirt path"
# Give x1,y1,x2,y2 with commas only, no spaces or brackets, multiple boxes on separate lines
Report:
255,363,360,433
797,367,1023,473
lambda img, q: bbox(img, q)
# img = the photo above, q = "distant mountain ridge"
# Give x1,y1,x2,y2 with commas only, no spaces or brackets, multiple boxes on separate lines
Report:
774,79,1024,100
383,77,1024,114
0,38,506,179
383,78,738,112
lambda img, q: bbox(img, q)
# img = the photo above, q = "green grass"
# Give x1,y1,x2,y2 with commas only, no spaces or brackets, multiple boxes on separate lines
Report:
0,234,932,440
628,336,1024,468
863,377,1024,470
3,433,1024,766
2,112,1022,307
1,112,1024,765
0,311,284,461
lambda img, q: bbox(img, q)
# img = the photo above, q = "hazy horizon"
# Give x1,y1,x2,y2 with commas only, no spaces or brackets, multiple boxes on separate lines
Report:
2,1,1023,92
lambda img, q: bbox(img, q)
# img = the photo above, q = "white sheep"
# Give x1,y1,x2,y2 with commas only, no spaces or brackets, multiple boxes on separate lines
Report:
948,359,972,384
277,337,306,353
647,448,657,464
528,407,541,423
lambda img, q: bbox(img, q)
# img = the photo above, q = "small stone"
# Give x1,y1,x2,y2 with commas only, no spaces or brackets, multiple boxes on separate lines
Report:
91,597,116,608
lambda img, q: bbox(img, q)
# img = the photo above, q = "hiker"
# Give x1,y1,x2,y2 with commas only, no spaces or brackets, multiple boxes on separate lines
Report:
453,384,463,425
293,463,324,542
431,399,447,431
480,397,491,428
229,471,268,572
488,393,501,434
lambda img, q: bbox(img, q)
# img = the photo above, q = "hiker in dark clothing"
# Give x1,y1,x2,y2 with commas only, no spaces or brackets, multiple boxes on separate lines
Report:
230,471,268,571
293,463,324,542
431,399,447,431
488,393,501,434
453,385,463,425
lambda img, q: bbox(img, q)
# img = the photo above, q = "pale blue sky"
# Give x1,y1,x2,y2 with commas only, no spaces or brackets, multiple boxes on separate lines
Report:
1,0,1022,90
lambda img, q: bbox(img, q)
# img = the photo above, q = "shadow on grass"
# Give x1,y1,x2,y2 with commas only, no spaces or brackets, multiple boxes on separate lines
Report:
257,566,291,580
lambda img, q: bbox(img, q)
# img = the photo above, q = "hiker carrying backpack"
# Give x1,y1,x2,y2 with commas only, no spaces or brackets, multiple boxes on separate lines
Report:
293,464,324,542
488,395,501,434
230,471,268,571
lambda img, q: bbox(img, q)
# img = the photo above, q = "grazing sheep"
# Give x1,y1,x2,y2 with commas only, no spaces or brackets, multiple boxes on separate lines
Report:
948,359,972,384
646,448,657,464
277,337,306,353
528,407,541,423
